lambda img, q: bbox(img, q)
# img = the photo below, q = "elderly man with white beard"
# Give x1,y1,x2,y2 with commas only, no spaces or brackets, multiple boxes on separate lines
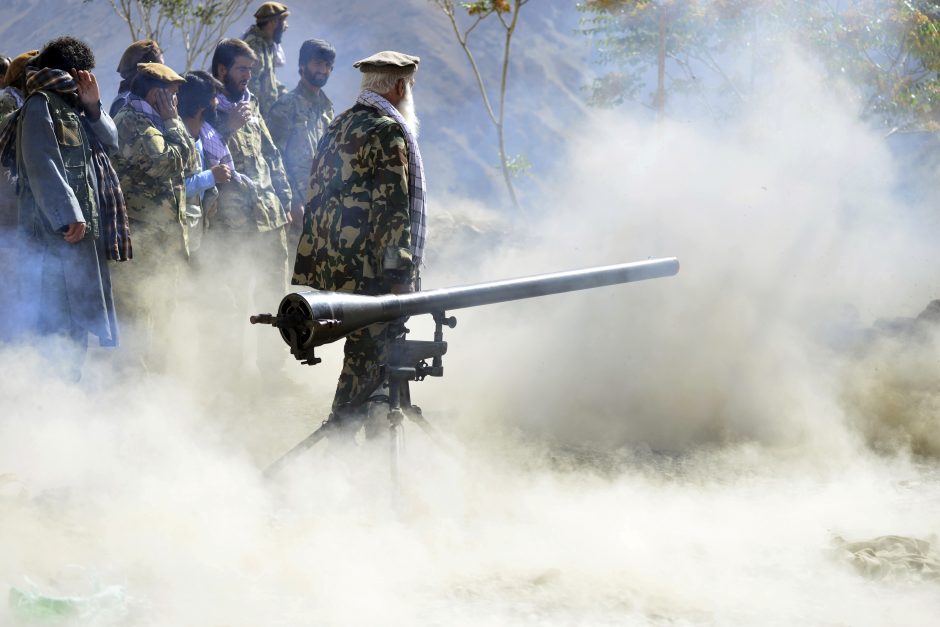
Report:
292,51,427,439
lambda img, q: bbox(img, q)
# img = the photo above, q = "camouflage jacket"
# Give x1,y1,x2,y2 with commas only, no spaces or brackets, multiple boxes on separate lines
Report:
112,106,198,251
267,82,333,205
243,25,287,119
292,103,415,295
214,96,291,232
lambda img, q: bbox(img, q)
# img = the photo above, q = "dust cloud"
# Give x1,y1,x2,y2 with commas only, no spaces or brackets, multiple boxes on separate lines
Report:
2,42,940,627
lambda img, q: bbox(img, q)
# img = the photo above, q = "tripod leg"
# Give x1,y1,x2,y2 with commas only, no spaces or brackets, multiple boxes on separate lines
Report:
406,409,444,444
398,380,459,457
387,378,406,500
263,418,337,479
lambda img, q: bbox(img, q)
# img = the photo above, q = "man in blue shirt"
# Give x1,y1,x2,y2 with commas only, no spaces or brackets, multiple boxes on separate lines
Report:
177,70,233,258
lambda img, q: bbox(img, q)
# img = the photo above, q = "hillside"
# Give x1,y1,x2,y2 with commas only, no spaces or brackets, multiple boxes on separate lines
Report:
0,0,592,207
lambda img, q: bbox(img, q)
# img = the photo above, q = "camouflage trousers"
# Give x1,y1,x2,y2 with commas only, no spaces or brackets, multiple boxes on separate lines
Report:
332,321,400,413
110,220,188,371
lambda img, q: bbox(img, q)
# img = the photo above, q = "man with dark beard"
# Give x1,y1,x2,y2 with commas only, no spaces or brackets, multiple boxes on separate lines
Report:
292,51,426,437
243,2,289,119
0,36,130,378
207,38,292,375
267,38,334,231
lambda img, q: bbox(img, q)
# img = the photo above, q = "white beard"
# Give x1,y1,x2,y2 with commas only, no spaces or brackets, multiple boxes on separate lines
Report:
397,85,420,139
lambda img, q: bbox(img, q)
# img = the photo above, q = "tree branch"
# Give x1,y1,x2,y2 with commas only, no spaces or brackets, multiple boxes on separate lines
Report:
443,6,499,125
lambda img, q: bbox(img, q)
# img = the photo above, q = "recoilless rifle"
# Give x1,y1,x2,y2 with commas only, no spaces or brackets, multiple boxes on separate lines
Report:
251,257,680,481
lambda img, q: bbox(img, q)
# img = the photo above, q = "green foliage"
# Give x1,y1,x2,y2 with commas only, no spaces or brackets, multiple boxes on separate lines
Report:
784,0,940,128
505,153,531,178
579,0,755,110
580,0,940,129
461,0,512,15
85,0,252,70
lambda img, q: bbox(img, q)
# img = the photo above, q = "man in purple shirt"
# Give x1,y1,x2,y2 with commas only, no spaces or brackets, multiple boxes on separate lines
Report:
178,70,233,258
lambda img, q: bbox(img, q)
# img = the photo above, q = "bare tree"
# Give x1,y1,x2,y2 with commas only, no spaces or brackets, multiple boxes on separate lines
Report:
175,1,253,71
104,0,174,42
90,0,252,71
432,0,529,211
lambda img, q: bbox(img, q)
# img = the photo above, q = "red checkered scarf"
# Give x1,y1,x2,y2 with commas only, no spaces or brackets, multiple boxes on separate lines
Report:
0,68,132,260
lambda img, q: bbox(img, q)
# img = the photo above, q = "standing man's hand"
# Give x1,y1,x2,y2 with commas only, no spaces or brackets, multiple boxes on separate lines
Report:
154,88,178,121
74,70,101,120
63,222,86,243
228,102,252,131
211,163,232,184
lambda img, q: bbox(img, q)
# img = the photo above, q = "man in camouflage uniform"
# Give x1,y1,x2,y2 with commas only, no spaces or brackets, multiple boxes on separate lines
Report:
267,38,335,231
293,51,427,435
242,2,289,120
209,38,292,373
110,39,163,117
110,62,198,370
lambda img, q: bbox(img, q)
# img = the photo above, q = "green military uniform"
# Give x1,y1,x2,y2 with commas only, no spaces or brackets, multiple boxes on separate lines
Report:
214,97,291,232
243,24,287,119
292,101,416,411
110,79,198,370
267,81,333,206
208,94,292,371
112,107,197,253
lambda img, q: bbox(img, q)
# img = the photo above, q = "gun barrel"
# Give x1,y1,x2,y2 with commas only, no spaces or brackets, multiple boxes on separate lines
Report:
391,257,679,318
259,258,679,358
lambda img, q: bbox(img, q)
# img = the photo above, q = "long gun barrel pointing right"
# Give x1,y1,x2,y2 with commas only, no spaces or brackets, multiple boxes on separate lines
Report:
251,257,680,364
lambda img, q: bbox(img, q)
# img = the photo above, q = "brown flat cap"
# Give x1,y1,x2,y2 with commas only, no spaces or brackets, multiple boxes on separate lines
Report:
136,62,185,84
353,51,420,73
1,49,39,88
255,2,289,19
117,40,162,80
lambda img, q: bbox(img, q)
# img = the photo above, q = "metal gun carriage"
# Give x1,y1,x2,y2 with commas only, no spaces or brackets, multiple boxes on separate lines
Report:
251,257,680,480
